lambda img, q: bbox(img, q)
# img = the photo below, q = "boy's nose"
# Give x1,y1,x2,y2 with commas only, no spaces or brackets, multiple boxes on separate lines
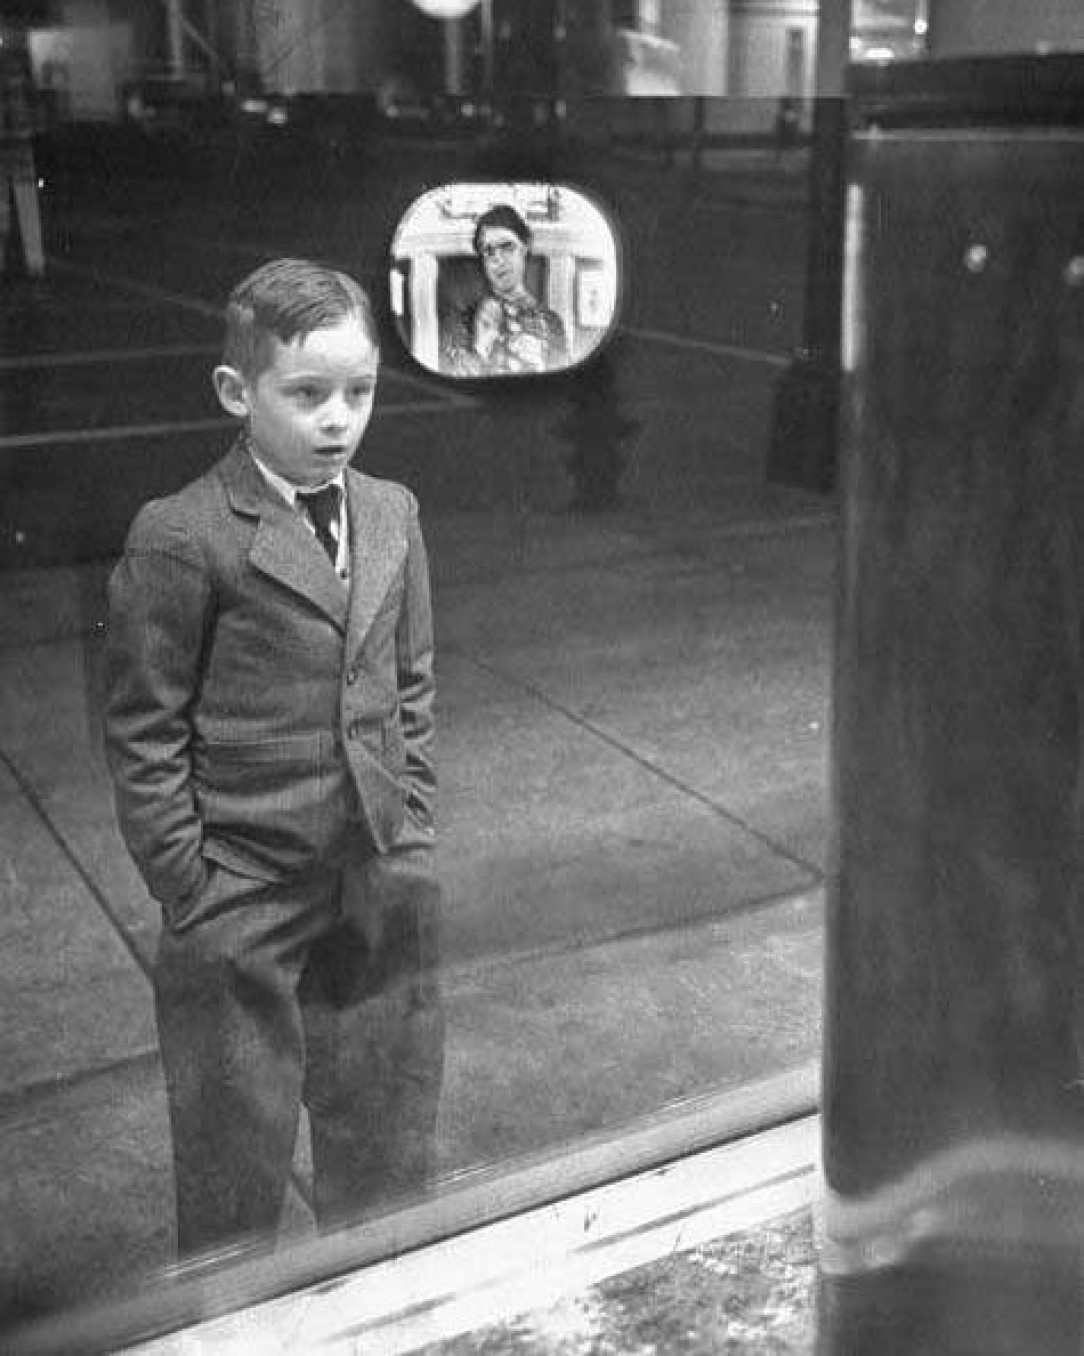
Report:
321,397,351,432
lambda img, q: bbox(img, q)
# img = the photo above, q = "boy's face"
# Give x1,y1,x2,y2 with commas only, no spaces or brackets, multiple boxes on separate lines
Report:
214,315,378,489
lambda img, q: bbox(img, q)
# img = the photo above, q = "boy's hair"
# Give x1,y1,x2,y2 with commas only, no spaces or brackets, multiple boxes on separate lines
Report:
472,204,531,256
222,257,378,378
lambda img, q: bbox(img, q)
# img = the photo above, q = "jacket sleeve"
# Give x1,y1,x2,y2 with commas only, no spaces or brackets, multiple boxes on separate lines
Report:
396,496,437,830
103,505,212,907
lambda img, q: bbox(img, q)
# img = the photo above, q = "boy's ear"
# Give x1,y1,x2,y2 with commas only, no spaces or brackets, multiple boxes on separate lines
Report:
213,365,250,418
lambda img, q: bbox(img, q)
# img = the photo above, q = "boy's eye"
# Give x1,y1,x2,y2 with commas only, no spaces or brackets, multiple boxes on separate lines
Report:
349,383,374,401
293,385,321,403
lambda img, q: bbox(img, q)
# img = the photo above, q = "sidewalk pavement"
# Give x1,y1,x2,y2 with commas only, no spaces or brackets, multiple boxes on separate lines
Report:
1,141,831,1345
0,483,832,1335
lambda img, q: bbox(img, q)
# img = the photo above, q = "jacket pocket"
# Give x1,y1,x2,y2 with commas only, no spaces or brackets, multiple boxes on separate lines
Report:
164,858,267,934
193,732,348,874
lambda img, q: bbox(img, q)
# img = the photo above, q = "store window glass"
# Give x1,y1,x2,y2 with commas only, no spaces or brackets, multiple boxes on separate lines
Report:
8,0,1084,1329
0,4,835,1349
0,93,825,1337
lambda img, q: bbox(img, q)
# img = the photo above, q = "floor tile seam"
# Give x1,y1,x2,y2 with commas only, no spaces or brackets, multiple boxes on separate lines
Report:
438,883,825,985
0,415,233,453
45,255,225,320
433,542,694,590
0,629,106,654
0,342,222,372
0,1048,161,1127
44,233,789,390
0,760,347,1223
0,747,152,982
60,216,389,274
439,645,824,880
1,342,441,395
0,739,319,1220
0,507,829,612
45,248,475,410
619,324,790,368
0,394,474,453
53,214,343,283
433,517,833,592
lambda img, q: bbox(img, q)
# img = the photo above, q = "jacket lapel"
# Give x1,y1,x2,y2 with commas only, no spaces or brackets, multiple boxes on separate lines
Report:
219,442,350,633
345,470,406,645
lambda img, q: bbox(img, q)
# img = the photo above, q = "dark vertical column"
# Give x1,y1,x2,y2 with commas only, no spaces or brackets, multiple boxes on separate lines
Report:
820,57,1084,1355
767,0,851,493
766,93,847,492
491,0,559,96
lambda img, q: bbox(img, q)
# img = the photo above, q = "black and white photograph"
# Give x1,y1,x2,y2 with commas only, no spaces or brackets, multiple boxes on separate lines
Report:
1,2,1082,1353
389,181,619,379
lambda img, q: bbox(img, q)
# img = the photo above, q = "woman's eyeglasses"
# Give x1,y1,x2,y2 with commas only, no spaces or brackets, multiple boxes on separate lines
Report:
480,238,521,260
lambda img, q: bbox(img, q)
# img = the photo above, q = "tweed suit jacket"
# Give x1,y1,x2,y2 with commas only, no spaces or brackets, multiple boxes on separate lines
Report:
104,440,436,911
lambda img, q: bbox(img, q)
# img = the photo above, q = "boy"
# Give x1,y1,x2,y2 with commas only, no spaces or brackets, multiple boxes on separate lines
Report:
104,258,443,1258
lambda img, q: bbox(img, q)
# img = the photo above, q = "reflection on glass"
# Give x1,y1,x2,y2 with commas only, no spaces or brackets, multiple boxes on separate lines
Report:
2,92,826,1353
103,258,443,1261
851,0,930,63
389,181,620,380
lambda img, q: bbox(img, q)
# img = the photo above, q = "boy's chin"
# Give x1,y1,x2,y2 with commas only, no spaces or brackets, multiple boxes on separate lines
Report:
307,448,355,476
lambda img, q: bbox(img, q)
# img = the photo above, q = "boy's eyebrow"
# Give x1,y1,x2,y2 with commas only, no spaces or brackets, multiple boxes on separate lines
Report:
279,367,377,381
276,375,378,393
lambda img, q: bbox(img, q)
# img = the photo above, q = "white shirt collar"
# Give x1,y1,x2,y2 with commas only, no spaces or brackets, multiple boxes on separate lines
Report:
247,445,350,578
248,447,345,507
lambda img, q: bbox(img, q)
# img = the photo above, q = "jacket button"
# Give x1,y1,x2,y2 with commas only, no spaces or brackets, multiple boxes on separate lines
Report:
345,667,358,685
347,720,361,740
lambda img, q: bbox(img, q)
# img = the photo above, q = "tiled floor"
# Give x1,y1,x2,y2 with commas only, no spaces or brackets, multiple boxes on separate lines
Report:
2,130,829,1350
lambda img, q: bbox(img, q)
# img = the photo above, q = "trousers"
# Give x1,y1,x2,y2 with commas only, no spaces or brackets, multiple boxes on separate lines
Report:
152,828,444,1259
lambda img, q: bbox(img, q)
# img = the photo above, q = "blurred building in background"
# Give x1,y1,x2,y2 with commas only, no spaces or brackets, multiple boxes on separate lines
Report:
9,1,1084,127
